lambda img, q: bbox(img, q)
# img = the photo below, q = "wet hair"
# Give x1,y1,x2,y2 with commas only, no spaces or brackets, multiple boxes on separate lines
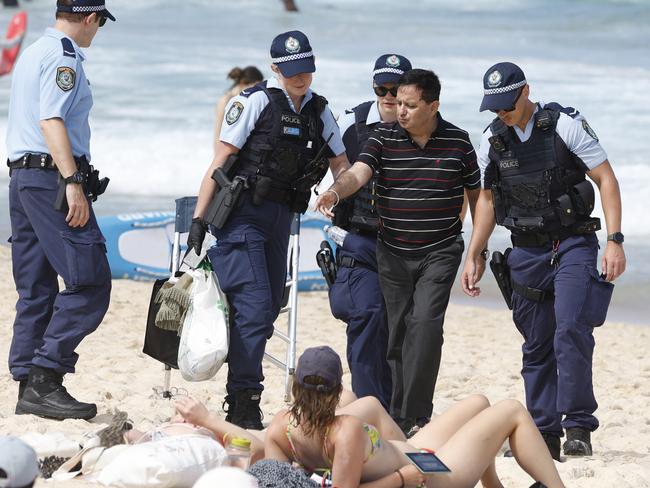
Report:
398,68,441,103
55,0,101,22
228,66,264,88
290,375,342,439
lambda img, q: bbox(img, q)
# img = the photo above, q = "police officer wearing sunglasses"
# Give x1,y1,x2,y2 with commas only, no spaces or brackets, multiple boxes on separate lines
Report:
461,62,626,459
327,54,412,412
5,0,115,420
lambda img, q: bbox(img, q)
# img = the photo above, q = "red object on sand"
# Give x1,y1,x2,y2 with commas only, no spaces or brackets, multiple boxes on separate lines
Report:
0,11,27,76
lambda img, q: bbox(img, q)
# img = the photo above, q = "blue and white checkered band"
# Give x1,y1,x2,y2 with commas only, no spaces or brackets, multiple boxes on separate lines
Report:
71,4,107,13
271,50,314,64
373,67,404,76
483,79,527,95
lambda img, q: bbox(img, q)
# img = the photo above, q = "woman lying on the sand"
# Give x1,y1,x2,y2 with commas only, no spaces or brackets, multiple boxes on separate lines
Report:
258,346,565,488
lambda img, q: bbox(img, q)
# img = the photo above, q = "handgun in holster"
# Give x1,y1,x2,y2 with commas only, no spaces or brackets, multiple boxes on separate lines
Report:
204,154,248,229
54,158,109,213
489,249,514,310
316,240,337,288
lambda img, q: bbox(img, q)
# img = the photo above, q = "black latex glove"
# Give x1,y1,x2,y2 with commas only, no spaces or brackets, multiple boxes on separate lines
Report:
187,217,207,255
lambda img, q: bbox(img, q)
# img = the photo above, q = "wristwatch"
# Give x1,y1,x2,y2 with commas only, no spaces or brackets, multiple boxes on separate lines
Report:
64,171,84,185
607,232,624,244
479,248,490,261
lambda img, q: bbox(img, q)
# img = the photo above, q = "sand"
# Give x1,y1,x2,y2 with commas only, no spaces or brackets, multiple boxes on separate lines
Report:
0,245,648,487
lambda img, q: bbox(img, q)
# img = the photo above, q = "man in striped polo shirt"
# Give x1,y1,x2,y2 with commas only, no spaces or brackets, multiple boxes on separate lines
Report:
316,69,481,435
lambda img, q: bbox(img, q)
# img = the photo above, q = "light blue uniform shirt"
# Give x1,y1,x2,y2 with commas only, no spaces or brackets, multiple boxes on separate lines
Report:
477,102,607,187
219,77,346,157
6,28,93,162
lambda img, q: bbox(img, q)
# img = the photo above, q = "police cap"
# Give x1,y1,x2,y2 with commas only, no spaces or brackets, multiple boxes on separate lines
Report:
270,30,315,78
56,0,116,22
480,62,527,112
373,54,412,85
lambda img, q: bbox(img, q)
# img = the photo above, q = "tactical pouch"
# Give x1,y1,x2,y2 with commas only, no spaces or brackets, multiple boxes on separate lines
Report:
490,249,514,310
570,180,595,216
555,193,576,226
491,186,506,224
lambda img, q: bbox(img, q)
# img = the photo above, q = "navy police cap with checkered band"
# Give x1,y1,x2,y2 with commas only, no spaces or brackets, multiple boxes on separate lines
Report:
270,30,315,78
373,54,412,86
57,0,116,22
479,62,527,112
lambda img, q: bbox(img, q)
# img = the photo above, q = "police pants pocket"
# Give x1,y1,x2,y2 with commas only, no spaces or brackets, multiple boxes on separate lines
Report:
578,266,614,327
209,234,255,293
61,229,110,287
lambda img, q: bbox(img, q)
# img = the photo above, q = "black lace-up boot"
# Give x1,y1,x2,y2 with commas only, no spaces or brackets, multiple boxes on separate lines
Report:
16,366,96,420
563,427,592,456
230,389,264,430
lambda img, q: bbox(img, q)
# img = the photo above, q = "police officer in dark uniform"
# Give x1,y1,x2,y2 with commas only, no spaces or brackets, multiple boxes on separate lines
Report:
188,30,348,429
5,0,115,420
328,54,412,410
461,62,626,459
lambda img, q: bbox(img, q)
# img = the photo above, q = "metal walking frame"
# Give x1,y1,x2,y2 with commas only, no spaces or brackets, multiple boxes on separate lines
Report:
146,196,300,403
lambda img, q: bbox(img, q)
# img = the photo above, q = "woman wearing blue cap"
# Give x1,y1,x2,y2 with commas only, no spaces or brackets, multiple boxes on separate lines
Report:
187,30,349,430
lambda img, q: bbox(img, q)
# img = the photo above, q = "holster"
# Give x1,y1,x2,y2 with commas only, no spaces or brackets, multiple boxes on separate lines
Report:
204,154,247,229
316,240,337,288
54,157,109,212
489,249,514,310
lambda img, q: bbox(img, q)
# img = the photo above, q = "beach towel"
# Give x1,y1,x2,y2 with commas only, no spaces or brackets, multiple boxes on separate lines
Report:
248,459,318,488
178,266,229,382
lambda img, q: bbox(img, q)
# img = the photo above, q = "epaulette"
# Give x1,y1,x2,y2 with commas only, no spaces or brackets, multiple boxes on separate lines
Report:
544,102,580,119
240,81,267,98
61,38,76,59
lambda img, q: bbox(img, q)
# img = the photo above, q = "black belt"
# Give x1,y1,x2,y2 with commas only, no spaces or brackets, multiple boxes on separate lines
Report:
512,280,554,303
7,153,57,171
511,228,576,248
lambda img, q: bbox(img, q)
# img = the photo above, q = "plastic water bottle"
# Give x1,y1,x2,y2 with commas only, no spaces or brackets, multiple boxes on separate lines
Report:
324,225,348,247
224,437,252,470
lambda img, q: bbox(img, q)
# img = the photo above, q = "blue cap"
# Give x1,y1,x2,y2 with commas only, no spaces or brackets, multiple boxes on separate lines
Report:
373,54,412,85
295,346,342,393
479,62,527,112
270,30,315,78
56,0,116,21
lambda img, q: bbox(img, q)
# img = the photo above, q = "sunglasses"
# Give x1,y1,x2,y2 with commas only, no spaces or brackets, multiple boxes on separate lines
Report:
490,88,523,114
373,85,398,98
99,16,107,27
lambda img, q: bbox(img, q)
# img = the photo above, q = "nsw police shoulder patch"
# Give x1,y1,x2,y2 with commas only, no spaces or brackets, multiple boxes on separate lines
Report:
582,119,599,141
226,101,244,125
56,66,76,92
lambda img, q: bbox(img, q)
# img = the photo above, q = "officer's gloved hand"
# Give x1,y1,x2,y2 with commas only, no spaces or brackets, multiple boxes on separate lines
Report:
187,217,207,255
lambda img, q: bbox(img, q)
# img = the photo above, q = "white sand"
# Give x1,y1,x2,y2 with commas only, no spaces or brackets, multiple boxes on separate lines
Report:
0,245,648,487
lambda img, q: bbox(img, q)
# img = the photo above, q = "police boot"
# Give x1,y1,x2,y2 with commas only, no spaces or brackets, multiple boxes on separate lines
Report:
504,432,560,462
18,379,27,400
230,389,264,430
222,393,235,423
16,366,97,420
563,427,592,456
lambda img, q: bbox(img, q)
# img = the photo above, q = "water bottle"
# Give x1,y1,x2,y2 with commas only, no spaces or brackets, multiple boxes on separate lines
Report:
224,437,252,470
324,225,348,247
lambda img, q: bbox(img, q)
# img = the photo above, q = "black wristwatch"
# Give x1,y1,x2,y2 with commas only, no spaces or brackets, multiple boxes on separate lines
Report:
607,232,624,244
479,248,490,261
64,171,84,185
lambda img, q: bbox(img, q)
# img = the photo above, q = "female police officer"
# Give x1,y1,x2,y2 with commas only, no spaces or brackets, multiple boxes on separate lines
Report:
187,30,349,429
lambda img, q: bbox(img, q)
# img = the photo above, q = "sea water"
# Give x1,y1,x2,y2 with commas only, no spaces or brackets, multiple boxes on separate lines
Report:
1,0,649,322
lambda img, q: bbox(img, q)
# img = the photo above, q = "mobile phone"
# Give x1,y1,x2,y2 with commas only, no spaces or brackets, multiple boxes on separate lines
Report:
405,452,451,473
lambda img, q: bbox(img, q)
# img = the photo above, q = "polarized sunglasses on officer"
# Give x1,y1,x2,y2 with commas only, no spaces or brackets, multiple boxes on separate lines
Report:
98,15,107,27
490,87,524,114
373,84,398,98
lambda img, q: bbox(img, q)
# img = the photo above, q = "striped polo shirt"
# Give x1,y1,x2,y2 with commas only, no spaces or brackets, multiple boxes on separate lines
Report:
357,113,481,256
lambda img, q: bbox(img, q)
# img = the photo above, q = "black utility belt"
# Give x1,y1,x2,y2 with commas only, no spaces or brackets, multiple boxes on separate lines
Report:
511,219,600,248
7,153,88,174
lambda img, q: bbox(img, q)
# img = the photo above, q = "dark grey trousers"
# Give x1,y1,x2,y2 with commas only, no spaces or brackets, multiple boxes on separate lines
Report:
377,237,464,419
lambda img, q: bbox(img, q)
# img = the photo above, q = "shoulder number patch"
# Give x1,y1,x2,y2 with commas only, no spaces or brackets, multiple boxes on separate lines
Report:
582,119,599,141
226,101,244,125
56,66,76,92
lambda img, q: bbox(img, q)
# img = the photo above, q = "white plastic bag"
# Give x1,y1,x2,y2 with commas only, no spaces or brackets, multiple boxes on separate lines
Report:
178,267,229,381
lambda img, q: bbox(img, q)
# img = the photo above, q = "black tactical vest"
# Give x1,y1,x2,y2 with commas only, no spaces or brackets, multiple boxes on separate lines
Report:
488,104,597,236
237,83,329,211
333,101,380,234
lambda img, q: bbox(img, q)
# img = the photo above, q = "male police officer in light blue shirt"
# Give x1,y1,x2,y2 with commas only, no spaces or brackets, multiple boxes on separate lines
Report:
461,62,626,459
5,0,115,420
188,30,349,429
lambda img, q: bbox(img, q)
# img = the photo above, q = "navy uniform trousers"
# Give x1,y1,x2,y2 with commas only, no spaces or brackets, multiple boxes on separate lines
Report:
328,233,392,410
508,233,613,435
8,168,111,381
207,192,292,394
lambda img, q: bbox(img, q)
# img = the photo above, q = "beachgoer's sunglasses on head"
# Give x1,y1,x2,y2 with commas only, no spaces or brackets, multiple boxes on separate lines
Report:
98,16,107,27
374,85,398,98
490,88,523,114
